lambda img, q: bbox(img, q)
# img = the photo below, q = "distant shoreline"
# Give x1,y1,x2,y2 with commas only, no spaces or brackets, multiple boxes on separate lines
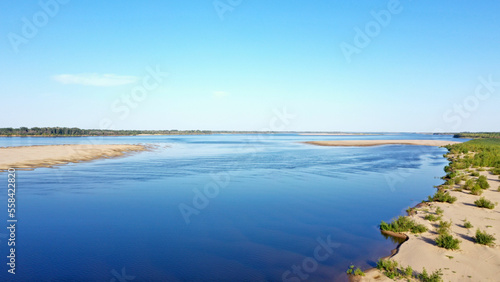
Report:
0,144,148,171
298,133,375,136
304,140,460,147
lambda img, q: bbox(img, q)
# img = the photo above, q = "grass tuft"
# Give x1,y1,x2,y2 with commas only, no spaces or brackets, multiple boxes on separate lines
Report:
474,197,496,209
435,233,460,250
380,216,427,234
419,268,443,282
346,265,365,276
428,190,457,204
475,229,496,246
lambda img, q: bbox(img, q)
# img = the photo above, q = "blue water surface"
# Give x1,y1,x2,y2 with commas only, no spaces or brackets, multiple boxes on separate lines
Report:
0,134,461,281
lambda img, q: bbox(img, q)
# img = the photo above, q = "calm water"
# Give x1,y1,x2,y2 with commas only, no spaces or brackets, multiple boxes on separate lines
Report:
0,134,460,281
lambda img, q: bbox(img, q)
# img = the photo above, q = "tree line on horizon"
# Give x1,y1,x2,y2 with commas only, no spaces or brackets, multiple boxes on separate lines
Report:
0,127,214,136
0,127,287,136
453,132,500,139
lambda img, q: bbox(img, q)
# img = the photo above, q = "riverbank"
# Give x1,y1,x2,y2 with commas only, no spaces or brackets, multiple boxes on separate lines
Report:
0,144,148,171
359,140,500,281
304,140,460,147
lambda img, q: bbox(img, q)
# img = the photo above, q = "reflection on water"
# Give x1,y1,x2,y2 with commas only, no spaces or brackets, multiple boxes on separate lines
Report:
380,230,407,245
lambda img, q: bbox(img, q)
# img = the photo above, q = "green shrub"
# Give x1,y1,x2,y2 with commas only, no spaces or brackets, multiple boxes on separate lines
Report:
346,265,365,276
412,224,428,233
474,197,496,209
477,175,490,189
437,220,451,235
491,168,500,175
376,259,399,279
419,268,443,282
445,179,455,186
435,233,460,250
470,184,483,195
471,171,480,177
428,190,457,203
424,214,440,222
406,207,416,216
435,207,444,215
454,176,462,184
403,265,413,278
475,229,496,246
380,216,427,234
464,179,474,190
464,220,473,229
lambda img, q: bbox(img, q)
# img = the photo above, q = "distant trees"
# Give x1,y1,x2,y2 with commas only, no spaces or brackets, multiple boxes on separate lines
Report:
0,127,222,136
454,132,500,139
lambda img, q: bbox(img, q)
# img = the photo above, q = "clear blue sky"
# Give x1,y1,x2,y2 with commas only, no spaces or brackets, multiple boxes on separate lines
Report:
1,0,499,132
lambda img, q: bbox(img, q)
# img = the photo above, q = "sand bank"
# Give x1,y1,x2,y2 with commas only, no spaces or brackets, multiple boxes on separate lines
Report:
304,140,460,147
361,170,500,281
0,144,147,171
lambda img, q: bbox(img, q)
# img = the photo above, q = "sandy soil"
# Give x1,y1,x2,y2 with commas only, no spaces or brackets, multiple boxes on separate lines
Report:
0,144,147,171
305,140,460,147
361,170,500,281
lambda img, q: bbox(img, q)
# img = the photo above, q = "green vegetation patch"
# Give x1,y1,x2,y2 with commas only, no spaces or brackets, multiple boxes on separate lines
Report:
435,233,460,250
380,216,427,234
475,229,496,246
428,190,457,203
474,197,496,209
346,265,365,276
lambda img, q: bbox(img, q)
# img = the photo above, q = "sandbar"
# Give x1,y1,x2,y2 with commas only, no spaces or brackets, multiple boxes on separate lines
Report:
0,144,147,171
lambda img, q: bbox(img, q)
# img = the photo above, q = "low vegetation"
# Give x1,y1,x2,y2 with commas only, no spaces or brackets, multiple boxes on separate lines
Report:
475,229,496,246
470,184,483,195
424,214,440,222
477,175,490,189
437,220,452,235
435,233,460,250
376,259,443,281
419,268,443,282
463,219,473,229
444,139,500,170
453,132,500,139
428,190,457,204
376,259,400,279
380,216,427,234
474,197,496,209
464,179,475,190
435,207,444,215
346,265,365,276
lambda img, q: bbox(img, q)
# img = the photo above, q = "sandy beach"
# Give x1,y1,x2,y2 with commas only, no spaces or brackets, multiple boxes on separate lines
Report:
304,140,460,147
0,144,147,171
361,169,500,281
